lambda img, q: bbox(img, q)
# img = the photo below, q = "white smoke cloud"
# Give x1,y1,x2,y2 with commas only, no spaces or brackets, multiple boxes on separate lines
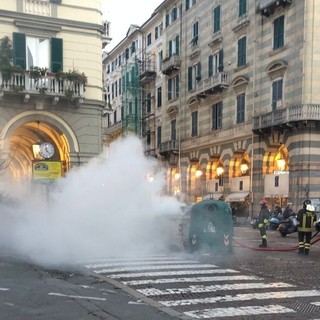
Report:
0,136,185,267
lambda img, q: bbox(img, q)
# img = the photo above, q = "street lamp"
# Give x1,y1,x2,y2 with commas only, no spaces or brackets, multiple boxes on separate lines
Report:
216,166,224,176
277,157,286,171
240,163,249,174
195,169,203,178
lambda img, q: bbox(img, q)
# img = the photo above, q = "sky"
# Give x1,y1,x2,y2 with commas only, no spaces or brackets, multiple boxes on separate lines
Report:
102,0,163,51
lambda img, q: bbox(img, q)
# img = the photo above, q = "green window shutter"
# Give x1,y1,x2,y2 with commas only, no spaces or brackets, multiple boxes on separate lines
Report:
176,35,179,55
169,40,172,57
13,32,26,69
219,49,224,71
239,0,246,17
214,6,221,33
274,15,284,49
188,66,193,91
208,55,213,77
167,78,172,100
51,38,63,72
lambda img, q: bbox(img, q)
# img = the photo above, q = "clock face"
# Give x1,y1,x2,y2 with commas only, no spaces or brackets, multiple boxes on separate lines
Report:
39,142,55,159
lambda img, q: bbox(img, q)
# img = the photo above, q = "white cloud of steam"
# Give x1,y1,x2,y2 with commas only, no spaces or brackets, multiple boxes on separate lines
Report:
0,136,185,268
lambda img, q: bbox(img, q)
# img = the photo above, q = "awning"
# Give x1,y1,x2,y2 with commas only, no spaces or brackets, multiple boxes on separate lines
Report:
225,192,249,202
203,193,223,200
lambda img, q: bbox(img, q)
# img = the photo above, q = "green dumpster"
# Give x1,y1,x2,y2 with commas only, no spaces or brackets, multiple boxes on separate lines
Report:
189,199,233,253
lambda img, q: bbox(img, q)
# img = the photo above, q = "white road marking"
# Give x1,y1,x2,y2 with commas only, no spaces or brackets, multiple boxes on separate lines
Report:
0,288,9,291
48,292,106,301
94,263,216,274
138,282,294,296
159,289,320,307
123,275,262,286
85,259,198,269
107,268,238,279
184,304,295,318
311,302,320,306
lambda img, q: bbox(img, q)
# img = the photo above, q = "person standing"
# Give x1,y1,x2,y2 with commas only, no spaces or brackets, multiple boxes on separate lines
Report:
297,200,317,255
258,199,270,248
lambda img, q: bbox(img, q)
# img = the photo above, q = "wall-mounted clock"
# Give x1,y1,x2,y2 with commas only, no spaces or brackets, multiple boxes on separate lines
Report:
39,142,55,159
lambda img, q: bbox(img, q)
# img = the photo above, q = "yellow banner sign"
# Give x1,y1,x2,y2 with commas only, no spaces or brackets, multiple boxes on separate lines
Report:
32,161,62,180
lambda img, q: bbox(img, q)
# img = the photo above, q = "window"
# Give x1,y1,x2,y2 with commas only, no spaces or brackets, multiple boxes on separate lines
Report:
171,6,178,22
169,35,180,56
191,111,198,136
236,93,245,124
118,78,121,95
212,102,222,130
113,110,117,123
147,33,152,46
157,86,162,107
157,126,162,147
146,130,151,146
208,49,223,76
272,79,283,110
13,33,63,72
191,21,199,46
239,0,247,17
158,50,163,72
274,15,284,50
188,62,201,91
167,75,179,100
237,36,246,67
131,41,136,54
213,5,221,33
146,93,152,113
186,0,196,11
171,119,176,141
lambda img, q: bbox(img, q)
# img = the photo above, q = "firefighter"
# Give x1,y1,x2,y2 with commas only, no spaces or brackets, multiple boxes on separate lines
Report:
258,199,270,248
297,200,317,255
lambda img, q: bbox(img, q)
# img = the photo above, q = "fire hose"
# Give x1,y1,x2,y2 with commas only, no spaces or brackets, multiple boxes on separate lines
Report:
233,230,320,252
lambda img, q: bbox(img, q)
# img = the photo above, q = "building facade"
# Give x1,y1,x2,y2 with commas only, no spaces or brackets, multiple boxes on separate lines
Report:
0,0,106,185
103,0,320,216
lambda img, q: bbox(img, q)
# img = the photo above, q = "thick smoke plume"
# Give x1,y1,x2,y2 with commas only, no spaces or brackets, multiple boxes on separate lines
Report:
0,136,184,267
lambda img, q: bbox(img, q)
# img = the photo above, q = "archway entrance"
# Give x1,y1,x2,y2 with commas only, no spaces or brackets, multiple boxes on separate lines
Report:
1,120,71,181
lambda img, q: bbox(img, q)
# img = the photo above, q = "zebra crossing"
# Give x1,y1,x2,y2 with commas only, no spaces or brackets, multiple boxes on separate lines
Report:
83,254,320,319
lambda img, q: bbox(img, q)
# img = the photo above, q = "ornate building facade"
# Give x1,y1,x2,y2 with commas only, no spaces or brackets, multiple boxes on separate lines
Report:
0,0,107,186
103,0,320,215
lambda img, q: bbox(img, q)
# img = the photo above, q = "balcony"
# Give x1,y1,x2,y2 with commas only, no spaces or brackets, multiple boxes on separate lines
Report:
196,72,230,97
159,140,179,156
0,71,85,103
23,0,52,16
140,58,156,84
258,0,292,17
161,55,180,76
103,121,122,136
253,104,320,132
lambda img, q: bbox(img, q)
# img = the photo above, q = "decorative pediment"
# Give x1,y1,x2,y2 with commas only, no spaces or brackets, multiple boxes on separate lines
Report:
232,17,250,37
208,34,223,50
187,96,200,110
189,49,200,60
167,105,178,116
231,75,249,94
265,59,287,80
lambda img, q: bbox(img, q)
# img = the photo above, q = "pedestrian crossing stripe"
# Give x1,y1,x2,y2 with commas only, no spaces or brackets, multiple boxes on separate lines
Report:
137,282,294,297
122,275,263,286
159,289,320,307
184,304,295,318
105,268,239,278
93,263,216,274
84,259,199,269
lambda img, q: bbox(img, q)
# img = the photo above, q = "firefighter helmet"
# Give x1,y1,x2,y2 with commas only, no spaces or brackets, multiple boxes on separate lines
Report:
303,199,311,208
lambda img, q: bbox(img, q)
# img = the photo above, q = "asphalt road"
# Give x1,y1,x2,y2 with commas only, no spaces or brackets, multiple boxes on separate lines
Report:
0,226,320,320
